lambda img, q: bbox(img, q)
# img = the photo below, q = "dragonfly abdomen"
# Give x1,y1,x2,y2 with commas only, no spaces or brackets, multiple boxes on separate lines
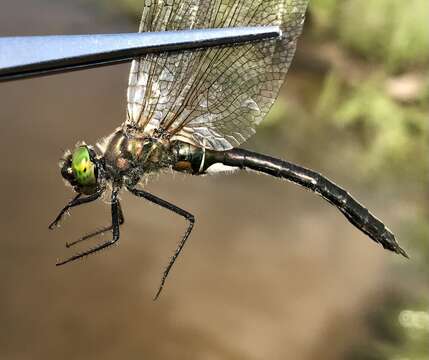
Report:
205,147,408,258
170,141,205,174
167,142,407,257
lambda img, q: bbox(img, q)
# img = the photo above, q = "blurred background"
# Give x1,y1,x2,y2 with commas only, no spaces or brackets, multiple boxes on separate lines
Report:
0,0,427,359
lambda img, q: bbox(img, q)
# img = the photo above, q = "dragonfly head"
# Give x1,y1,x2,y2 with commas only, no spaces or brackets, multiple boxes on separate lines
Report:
60,144,103,195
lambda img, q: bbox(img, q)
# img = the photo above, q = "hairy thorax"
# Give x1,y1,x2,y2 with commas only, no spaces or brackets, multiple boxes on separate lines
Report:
101,128,174,185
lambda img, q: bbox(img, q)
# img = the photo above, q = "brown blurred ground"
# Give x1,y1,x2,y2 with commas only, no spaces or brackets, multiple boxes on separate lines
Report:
0,1,407,359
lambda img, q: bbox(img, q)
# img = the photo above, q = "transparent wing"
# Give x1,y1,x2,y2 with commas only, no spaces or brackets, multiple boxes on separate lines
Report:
126,0,309,151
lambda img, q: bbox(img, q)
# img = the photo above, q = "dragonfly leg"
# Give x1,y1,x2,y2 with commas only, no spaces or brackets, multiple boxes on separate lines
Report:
56,188,121,266
48,191,102,229
66,202,124,248
127,186,195,300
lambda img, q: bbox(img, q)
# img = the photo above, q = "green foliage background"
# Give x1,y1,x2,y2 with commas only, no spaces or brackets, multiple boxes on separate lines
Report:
303,2,428,357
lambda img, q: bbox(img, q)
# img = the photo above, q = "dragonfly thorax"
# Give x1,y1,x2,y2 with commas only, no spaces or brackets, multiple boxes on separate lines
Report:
101,128,174,187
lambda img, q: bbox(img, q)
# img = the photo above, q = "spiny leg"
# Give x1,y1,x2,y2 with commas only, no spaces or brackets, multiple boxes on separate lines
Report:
127,186,195,300
56,188,121,266
66,202,125,248
49,191,103,229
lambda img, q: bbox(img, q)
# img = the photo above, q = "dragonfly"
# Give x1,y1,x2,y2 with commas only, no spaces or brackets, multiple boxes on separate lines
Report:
49,0,407,299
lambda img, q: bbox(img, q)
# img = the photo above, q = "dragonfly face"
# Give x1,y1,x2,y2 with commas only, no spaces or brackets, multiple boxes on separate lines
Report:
60,144,103,195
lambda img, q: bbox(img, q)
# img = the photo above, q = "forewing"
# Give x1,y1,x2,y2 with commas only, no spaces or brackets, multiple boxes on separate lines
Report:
126,0,309,150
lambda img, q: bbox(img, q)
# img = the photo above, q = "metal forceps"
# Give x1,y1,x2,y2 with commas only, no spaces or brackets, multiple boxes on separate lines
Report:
0,26,281,82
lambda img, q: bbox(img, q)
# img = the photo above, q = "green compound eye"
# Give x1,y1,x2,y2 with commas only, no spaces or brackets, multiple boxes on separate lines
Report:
71,146,96,187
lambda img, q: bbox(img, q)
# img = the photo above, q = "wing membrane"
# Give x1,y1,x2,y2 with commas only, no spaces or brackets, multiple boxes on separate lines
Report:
126,0,309,150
